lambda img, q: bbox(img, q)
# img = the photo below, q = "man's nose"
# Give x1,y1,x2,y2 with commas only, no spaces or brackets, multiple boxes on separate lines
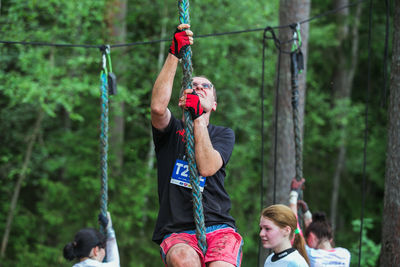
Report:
193,87,203,94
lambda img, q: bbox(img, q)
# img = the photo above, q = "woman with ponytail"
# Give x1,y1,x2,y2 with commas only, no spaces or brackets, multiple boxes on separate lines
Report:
260,204,310,266
63,212,120,267
290,178,350,267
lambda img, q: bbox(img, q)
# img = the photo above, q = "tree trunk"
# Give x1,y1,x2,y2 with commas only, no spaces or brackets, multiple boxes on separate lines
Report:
106,0,127,177
0,110,44,258
261,1,310,265
330,0,362,231
380,1,400,265
265,0,310,211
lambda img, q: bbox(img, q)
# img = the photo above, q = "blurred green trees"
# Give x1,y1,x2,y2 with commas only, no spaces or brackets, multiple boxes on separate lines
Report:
0,0,390,266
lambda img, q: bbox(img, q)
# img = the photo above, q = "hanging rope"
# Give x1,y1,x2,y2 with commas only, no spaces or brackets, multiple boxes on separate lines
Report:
259,26,282,266
258,27,268,267
177,0,207,255
260,26,300,209
260,26,282,208
289,23,305,228
99,44,117,234
260,28,267,221
99,46,109,233
267,27,282,206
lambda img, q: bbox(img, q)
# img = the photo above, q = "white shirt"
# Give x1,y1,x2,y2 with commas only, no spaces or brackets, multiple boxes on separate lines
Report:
306,245,350,267
264,248,309,267
73,236,120,267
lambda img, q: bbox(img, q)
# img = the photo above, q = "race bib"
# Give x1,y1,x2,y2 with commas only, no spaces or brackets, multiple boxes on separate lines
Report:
171,159,206,192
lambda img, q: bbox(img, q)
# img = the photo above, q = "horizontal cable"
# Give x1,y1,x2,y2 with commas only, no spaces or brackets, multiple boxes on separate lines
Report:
0,0,367,49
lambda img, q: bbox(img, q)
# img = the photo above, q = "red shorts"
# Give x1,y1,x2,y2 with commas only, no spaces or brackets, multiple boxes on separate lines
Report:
160,224,243,267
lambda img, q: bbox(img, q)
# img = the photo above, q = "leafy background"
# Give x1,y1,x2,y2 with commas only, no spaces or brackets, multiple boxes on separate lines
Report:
0,0,389,266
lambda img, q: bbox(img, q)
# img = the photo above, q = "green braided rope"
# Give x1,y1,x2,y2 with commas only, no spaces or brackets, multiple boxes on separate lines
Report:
100,70,109,235
178,0,207,255
99,45,112,237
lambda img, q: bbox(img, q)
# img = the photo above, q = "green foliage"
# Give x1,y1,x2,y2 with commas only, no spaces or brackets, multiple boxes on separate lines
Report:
0,0,389,266
350,218,380,267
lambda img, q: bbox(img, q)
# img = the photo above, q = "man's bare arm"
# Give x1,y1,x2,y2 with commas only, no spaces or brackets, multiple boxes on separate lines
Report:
151,24,193,130
193,117,223,177
151,54,179,130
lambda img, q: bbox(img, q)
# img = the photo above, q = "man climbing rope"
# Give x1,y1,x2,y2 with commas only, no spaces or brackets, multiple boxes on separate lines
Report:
150,24,243,267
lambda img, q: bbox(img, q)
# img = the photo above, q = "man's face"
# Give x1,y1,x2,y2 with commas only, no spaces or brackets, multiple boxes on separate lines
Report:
191,77,217,113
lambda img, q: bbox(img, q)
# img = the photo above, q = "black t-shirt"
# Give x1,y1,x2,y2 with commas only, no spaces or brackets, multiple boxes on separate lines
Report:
151,114,236,244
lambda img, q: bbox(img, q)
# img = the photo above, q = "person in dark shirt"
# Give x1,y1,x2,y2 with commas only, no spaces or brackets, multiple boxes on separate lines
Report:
150,24,243,267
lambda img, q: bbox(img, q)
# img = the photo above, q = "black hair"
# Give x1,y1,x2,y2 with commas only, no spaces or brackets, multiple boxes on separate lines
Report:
305,212,333,241
63,228,106,261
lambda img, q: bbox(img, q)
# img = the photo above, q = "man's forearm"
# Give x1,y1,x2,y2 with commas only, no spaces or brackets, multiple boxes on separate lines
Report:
194,117,223,177
151,54,179,129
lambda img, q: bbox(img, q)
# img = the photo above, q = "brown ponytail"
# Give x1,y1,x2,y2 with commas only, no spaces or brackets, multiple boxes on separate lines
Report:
293,230,310,265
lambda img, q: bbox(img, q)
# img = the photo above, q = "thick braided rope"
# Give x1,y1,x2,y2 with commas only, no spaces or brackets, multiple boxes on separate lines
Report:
178,0,207,255
290,51,304,229
100,71,109,234
290,53,303,182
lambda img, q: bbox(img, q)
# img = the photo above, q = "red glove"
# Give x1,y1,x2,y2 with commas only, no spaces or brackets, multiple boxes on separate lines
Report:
169,29,190,59
291,177,305,191
186,91,204,120
297,200,309,213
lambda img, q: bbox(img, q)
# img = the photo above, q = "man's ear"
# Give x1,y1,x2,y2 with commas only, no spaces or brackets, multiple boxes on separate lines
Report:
212,101,217,112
